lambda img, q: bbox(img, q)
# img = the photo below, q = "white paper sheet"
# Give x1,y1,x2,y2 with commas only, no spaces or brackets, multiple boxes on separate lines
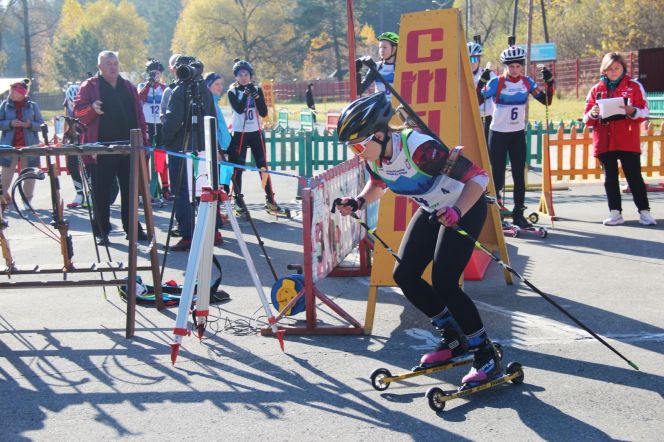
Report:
597,97,626,119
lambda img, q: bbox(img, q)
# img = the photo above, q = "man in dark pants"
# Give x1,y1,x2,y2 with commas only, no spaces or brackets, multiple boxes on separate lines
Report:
75,50,148,245
162,56,222,252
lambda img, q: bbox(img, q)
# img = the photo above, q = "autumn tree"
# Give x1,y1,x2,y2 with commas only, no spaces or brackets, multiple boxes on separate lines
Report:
49,0,149,84
172,0,298,81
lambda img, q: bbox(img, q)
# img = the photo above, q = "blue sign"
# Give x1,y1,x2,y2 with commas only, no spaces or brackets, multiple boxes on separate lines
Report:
525,43,557,62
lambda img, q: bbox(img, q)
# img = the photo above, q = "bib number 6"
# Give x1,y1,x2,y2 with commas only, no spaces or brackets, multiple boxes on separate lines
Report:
511,107,519,121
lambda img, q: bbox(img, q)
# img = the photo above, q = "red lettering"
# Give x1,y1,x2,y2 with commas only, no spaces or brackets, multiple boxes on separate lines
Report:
401,71,417,104
406,29,444,63
417,69,434,103
434,68,447,102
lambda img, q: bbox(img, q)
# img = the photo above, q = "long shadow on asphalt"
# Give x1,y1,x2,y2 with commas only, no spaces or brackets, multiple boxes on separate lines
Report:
0,316,462,440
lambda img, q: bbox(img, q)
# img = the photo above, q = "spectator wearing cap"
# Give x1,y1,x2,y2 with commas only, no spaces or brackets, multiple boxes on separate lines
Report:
74,50,149,245
0,80,44,208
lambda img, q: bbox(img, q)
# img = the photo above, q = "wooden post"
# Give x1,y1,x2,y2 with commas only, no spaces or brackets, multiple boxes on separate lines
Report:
126,129,141,338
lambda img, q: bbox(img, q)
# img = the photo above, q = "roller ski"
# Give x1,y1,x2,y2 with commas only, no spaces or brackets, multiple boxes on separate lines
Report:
370,342,503,391
424,341,524,412
500,202,548,238
265,197,291,219
425,361,524,412
233,197,249,220
370,320,503,391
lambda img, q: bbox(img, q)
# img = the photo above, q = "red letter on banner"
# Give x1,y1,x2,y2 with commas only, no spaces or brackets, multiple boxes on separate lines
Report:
406,29,444,64
401,71,416,103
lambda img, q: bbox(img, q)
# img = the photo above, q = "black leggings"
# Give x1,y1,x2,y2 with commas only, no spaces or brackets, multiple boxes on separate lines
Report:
393,198,487,335
598,151,649,212
489,129,527,208
228,130,273,200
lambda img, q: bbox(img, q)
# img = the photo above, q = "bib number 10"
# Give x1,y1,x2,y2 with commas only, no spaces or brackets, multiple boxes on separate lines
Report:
247,109,254,121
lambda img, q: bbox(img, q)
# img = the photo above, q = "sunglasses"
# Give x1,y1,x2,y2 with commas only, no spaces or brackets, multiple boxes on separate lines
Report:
470,56,480,63
348,134,374,155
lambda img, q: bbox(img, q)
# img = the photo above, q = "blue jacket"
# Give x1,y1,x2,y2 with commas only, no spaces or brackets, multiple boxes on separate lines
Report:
0,98,44,167
213,94,231,151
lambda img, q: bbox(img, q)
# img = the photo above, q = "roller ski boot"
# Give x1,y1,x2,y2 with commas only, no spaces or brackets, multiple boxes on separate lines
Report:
369,314,503,391
265,197,291,219
424,341,524,413
234,198,249,219
511,207,547,238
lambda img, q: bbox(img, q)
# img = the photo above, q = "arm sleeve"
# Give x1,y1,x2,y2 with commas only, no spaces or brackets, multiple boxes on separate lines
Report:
255,87,268,118
357,69,377,95
161,87,185,148
0,101,10,131
531,77,555,106
583,87,599,126
28,102,44,132
227,87,248,114
628,80,649,121
412,140,489,186
137,83,149,102
74,82,99,127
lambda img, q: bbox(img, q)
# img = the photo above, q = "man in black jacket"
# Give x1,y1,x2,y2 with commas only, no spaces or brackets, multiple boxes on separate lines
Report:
162,56,222,251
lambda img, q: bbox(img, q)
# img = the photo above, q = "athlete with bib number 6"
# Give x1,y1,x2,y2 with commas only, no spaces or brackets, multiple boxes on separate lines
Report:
477,37,555,229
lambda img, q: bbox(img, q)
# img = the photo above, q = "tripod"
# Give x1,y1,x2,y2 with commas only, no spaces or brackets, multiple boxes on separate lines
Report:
171,116,285,364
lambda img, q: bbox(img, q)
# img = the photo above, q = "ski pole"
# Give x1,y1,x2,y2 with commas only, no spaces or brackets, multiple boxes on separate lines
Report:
445,218,640,371
331,199,401,263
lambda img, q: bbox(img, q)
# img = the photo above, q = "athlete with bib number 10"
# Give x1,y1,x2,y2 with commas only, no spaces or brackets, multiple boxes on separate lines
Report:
227,59,289,219
478,36,554,233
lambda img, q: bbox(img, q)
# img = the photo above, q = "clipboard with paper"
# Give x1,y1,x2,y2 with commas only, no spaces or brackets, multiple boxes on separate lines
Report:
597,97,627,122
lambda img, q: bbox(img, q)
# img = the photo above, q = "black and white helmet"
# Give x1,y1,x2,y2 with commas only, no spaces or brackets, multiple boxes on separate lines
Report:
337,92,394,142
467,42,483,57
233,59,254,77
500,45,526,64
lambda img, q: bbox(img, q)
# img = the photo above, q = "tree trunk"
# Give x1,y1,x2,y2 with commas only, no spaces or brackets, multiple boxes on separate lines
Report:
21,0,37,92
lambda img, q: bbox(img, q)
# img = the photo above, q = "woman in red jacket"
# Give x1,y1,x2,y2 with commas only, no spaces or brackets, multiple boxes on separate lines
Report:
583,52,656,226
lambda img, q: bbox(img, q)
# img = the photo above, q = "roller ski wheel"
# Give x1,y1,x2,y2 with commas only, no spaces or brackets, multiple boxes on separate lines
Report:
424,362,525,413
528,212,539,224
425,387,448,412
370,368,392,391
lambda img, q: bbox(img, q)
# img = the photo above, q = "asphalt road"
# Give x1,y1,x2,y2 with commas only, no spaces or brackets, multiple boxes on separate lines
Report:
1,169,663,441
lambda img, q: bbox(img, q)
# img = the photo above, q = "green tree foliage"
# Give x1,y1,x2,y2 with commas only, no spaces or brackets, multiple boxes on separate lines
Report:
52,29,104,82
356,0,446,35
49,0,149,84
127,0,182,68
172,0,298,81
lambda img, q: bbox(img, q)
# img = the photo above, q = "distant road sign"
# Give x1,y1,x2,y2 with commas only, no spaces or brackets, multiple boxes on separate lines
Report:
526,43,557,61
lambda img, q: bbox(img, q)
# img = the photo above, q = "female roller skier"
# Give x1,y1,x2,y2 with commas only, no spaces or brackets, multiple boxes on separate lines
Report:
477,41,554,228
356,31,399,97
334,92,502,388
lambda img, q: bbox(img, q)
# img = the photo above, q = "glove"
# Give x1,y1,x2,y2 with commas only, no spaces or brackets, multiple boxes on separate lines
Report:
246,83,256,94
541,67,553,83
355,58,363,71
360,55,377,71
435,206,462,227
332,196,365,214
480,69,491,83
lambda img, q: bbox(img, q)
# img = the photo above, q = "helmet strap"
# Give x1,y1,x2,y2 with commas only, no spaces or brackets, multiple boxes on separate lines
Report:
378,129,390,161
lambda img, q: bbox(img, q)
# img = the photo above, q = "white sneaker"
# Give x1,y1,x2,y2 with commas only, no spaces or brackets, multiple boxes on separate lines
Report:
639,210,657,225
603,210,624,225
